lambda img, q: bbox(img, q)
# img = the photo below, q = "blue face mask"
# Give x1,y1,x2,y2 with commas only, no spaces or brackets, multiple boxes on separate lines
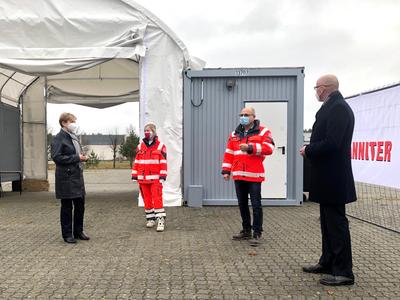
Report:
239,116,250,126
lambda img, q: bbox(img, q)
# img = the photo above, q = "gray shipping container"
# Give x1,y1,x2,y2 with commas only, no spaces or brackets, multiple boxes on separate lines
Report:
183,67,304,206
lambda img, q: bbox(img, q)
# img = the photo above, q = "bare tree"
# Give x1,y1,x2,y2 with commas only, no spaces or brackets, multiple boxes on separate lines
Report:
108,129,120,169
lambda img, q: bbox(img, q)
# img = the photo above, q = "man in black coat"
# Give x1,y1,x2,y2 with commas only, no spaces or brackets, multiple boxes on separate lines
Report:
51,113,89,244
300,74,357,286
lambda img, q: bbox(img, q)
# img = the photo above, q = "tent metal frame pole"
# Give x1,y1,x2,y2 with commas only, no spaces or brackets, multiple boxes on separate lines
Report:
48,77,140,81
44,76,48,181
0,72,16,102
19,94,24,193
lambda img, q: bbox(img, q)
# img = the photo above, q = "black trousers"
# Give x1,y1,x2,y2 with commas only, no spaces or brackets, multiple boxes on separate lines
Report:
60,197,85,238
234,180,263,234
319,204,353,277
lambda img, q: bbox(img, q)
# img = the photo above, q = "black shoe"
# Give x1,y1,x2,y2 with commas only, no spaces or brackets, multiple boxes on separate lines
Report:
320,275,355,286
74,232,90,240
302,263,332,275
232,230,252,240
249,233,262,247
63,237,77,244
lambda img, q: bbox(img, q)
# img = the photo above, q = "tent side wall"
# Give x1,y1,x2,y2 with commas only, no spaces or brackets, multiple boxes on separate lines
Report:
138,23,186,206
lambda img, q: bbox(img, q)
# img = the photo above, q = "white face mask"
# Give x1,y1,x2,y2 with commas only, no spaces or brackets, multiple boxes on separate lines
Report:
67,123,78,133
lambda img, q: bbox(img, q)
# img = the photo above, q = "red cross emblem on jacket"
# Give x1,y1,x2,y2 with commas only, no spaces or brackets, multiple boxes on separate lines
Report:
221,120,274,182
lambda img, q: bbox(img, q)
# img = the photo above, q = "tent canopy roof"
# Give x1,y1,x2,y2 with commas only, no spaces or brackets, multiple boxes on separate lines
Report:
0,0,193,107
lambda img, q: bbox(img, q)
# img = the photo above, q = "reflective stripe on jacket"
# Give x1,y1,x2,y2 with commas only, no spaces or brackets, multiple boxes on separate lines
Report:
131,137,167,183
221,120,274,182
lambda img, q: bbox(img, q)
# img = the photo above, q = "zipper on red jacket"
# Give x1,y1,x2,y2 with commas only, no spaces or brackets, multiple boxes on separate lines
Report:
242,136,246,175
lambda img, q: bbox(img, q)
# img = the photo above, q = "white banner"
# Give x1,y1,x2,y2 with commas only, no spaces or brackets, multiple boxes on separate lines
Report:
346,84,400,189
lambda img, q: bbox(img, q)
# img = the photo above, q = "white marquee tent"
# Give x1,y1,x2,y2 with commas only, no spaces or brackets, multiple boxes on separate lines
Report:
0,0,203,206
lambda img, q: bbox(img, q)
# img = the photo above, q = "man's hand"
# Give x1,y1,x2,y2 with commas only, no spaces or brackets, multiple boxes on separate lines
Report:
80,154,88,161
240,144,249,152
223,174,230,181
299,146,306,157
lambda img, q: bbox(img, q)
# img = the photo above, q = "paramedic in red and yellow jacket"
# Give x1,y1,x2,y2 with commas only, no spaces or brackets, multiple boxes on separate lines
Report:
131,123,167,232
221,107,274,245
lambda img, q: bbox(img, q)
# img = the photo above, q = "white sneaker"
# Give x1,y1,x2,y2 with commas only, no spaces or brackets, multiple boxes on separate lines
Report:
156,217,165,232
146,220,156,228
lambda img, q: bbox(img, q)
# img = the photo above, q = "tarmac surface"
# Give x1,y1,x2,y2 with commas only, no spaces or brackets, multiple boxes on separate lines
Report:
0,169,399,299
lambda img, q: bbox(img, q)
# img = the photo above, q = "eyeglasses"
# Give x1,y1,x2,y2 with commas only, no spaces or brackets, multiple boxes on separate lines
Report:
313,84,332,90
239,114,253,117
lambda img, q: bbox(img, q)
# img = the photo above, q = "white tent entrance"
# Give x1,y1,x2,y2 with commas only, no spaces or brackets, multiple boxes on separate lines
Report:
0,0,202,206
20,58,139,193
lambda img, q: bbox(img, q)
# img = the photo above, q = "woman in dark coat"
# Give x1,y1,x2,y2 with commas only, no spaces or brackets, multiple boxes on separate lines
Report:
51,113,89,244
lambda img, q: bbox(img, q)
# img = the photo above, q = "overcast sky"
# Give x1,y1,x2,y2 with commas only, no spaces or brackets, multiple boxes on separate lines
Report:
47,0,400,134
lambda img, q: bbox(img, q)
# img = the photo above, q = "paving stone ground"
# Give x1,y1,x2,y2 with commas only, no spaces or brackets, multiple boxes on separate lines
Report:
1,170,400,299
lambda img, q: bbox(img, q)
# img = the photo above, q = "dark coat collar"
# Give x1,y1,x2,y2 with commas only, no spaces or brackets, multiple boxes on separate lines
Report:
325,90,343,104
319,90,344,113
59,128,72,139
142,136,158,147
235,119,261,137
329,90,344,100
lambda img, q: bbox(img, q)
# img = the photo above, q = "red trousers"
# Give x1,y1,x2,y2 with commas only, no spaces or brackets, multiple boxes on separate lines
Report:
139,182,166,219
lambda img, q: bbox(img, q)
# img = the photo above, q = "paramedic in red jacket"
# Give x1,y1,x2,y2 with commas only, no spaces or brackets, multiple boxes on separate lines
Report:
131,123,167,232
222,107,274,245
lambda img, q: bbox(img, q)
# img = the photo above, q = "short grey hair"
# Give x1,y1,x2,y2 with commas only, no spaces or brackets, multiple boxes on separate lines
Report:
242,106,256,116
247,107,256,116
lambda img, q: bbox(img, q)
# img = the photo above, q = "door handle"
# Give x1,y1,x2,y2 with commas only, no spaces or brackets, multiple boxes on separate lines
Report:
277,146,285,155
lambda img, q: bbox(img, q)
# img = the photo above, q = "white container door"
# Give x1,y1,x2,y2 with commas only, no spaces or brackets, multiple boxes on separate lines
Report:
246,102,287,199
